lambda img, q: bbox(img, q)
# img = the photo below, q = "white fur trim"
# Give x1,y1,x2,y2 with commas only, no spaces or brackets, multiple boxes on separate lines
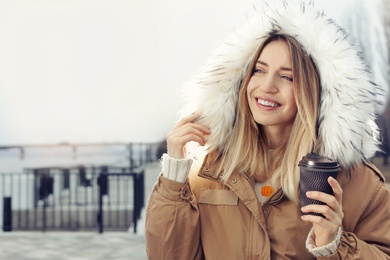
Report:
180,1,382,167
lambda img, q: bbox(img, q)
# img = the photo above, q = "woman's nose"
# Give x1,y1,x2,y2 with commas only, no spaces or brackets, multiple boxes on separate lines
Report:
259,75,278,93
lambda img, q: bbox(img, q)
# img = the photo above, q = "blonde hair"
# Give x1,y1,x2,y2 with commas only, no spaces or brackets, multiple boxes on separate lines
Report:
217,34,321,202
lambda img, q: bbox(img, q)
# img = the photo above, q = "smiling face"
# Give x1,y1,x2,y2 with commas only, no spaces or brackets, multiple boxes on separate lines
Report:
246,39,297,140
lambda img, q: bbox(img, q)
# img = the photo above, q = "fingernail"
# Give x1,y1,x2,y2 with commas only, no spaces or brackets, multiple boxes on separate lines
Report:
306,191,313,197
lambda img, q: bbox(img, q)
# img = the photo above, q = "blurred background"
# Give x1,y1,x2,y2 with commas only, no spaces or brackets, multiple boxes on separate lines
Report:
0,0,387,146
0,0,389,258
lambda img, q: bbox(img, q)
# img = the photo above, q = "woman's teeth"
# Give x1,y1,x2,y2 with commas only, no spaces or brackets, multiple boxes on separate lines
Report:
257,99,279,107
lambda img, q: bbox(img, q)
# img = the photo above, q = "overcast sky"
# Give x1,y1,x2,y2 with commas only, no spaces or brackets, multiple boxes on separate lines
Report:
0,0,385,145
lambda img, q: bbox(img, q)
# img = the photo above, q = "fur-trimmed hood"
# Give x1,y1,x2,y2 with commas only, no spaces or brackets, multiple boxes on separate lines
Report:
180,1,383,168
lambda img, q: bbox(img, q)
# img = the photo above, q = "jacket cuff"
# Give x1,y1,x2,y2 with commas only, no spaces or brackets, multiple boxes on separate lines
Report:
306,227,342,257
161,153,193,183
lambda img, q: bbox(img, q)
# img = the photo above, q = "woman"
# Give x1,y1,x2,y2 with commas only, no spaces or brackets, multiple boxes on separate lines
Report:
145,2,390,259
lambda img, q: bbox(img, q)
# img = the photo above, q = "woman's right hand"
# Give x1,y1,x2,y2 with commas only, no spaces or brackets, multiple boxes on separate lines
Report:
167,113,211,159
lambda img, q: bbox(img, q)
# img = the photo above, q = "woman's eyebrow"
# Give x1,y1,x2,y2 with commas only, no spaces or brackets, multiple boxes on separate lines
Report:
256,60,268,66
256,60,292,71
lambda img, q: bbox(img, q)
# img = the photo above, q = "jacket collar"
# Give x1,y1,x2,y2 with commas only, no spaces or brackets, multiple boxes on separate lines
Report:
197,151,222,181
197,152,285,206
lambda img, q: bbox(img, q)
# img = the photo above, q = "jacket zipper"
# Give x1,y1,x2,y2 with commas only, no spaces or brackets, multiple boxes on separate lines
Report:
262,189,284,217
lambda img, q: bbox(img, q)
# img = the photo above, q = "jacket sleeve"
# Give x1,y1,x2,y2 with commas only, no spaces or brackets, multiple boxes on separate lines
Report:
319,181,390,260
145,175,203,260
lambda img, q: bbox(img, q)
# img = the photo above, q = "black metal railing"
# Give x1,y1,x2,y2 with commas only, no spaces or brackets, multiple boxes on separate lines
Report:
0,165,145,233
97,167,144,233
0,142,160,232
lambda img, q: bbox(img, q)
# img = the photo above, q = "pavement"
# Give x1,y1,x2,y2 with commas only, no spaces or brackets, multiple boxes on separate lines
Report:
0,231,147,260
0,159,389,260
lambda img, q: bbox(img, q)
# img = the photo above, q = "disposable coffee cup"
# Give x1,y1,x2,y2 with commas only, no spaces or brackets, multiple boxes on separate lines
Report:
299,153,340,217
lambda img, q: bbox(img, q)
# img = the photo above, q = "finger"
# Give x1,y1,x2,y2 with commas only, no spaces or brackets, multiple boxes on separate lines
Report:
169,133,207,148
328,176,343,206
301,204,339,223
175,113,202,128
173,120,211,136
174,134,208,148
306,191,343,218
301,215,336,231
170,124,209,143
301,213,330,226
179,122,210,135
305,191,334,206
167,133,207,159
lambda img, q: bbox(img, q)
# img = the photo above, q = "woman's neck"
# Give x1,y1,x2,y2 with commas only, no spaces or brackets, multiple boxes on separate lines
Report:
262,125,292,149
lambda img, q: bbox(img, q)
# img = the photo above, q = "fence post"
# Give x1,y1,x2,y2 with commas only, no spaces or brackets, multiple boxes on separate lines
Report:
33,170,39,209
139,144,144,167
132,168,144,233
128,143,134,169
42,173,49,232
3,197,12,232
140,170,145,232
132,173,137,234
97,166,108,233
63,169,70,190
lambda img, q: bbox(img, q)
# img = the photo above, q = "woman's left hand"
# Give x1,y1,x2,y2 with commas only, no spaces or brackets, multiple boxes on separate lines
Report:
301,176,344,247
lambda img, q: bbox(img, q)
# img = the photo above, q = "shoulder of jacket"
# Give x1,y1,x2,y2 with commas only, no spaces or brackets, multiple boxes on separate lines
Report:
338,162,386,197
341,162,385,183
362,162,386,183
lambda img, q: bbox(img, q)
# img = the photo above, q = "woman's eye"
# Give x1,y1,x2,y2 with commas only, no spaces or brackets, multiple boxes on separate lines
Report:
281,75,293,82
253,68,264,74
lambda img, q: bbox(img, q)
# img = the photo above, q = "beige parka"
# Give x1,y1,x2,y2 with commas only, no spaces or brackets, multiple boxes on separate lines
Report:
146,153,390,259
